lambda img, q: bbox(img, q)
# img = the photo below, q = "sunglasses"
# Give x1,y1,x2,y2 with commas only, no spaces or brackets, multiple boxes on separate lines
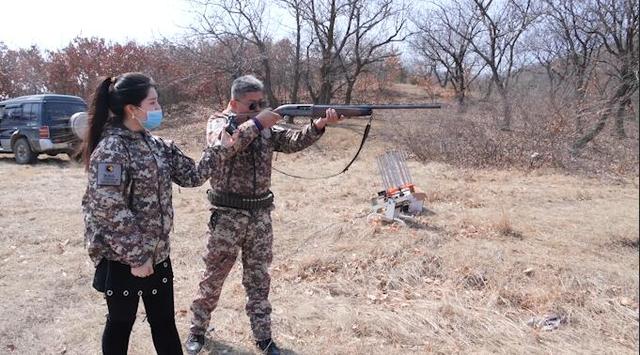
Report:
241,99,267,111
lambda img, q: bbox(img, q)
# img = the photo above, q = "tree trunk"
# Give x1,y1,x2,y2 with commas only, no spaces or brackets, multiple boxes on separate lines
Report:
501,98,512,131
290,8,302,103
456,73,466,111
496,83,512,131
571,106,611,152
612,65,636,138
261,54,279,108
344,79,355,104
571,75,588,133
318,61,333,104
482,79,494,101
575,105,586,134
456,91,466,112
614,97,629,138
318,83,332,104
571,84,629,151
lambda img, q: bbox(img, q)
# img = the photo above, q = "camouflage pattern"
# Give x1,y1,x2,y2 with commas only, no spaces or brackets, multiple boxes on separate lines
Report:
189,111,324,340
83,123,217,268
190,207,273,340
205,112,324,195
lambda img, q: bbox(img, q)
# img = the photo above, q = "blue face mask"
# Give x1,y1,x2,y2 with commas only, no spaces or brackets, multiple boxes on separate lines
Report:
136,107,163,130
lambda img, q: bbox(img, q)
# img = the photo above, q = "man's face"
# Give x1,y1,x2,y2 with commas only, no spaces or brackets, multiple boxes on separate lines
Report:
232,91,266,114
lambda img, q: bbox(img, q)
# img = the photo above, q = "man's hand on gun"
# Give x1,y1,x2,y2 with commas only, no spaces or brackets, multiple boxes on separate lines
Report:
255,110,281,129
227,108,343,145
255,108,343,131
314,108,343,130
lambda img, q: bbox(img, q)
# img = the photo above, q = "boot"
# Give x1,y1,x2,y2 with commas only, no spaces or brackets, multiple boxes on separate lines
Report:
185,333,205,354
256,338,281,355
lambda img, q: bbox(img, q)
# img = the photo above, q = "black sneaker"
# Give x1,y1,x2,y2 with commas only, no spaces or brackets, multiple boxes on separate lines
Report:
185,333,205,354
256,338,281,355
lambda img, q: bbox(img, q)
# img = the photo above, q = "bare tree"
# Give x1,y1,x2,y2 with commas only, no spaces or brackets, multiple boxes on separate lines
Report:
278,0,305,103
452,0,539,130
527,25,566,111
532,0,600,133
188,0,280,106
411,1,483,109
298,0,409,104
299,0,358,103
336,0,409,103
572,0,638,149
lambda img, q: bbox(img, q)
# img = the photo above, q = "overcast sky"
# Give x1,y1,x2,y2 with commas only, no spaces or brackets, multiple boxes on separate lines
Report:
0,0,299,51
0,0,196,50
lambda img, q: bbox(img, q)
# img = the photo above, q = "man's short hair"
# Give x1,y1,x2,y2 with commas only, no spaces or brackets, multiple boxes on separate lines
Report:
231,75,264,100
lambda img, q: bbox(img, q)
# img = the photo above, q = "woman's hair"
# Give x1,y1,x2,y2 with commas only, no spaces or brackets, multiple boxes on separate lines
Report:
83,72,156,170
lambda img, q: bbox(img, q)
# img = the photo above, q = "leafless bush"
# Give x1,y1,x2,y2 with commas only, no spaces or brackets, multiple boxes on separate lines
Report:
395,112,566,170
384,93,638,176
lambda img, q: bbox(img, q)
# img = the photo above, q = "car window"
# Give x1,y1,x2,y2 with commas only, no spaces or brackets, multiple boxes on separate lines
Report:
6,106,22,120
23,103,37,122
0,106,4,120
44,102,87,120
32,102,41,119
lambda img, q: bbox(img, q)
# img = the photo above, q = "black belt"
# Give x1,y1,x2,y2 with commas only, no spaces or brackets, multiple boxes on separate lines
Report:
207,190,274,210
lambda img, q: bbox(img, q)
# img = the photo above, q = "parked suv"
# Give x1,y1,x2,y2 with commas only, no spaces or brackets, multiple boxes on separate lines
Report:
0,94,87,164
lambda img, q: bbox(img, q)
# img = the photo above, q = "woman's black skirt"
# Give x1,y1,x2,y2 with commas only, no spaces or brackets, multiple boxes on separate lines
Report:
92,258,174,297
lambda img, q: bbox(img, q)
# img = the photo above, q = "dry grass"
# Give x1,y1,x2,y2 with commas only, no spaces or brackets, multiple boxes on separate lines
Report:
0,84,638,354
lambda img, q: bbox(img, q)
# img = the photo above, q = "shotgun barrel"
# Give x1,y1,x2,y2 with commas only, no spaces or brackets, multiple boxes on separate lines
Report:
273,103,441,119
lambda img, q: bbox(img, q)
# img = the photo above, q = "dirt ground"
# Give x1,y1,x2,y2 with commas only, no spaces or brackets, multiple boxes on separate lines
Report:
0,99,638,354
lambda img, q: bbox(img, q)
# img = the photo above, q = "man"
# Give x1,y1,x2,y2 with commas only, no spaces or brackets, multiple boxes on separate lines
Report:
185,75,342,354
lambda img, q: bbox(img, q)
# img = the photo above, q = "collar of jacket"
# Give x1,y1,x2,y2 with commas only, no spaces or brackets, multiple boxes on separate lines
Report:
101,122,147,141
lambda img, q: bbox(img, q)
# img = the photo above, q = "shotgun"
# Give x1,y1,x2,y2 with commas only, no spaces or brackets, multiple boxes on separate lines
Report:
226,103,442,133
273,103,441,120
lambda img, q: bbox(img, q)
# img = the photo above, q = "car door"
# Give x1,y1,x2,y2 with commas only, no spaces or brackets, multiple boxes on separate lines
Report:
0,104,22,152
43,101,84,143
0,105,6,151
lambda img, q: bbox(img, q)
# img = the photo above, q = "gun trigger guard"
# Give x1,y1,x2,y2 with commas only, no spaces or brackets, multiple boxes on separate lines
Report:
225,116,239,135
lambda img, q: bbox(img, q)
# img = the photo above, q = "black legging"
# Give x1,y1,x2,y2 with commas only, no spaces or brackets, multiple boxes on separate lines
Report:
102,284,183,355
96,259,183,355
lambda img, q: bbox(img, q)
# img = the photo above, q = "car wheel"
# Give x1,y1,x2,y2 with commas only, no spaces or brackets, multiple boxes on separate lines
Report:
13,138,37,164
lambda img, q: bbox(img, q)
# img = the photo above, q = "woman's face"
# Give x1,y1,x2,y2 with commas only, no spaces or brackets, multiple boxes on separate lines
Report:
138,87,161,113
125,87,161,131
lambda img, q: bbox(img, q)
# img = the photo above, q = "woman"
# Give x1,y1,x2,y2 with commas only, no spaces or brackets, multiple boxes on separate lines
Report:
82,72,215,354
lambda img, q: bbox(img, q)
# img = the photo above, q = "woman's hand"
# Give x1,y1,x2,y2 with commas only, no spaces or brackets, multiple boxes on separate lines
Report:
131,258,154,278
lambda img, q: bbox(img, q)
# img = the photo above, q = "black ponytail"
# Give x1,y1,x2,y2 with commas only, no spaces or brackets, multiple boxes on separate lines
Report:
83,77,113,170
82,73,156,171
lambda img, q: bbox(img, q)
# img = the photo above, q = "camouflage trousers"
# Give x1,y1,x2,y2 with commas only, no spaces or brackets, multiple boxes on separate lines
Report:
189,207,273,341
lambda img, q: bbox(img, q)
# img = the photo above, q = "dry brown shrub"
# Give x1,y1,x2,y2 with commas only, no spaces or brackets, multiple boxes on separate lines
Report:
380,94,639,177
492,209,524,239
608,234,640,250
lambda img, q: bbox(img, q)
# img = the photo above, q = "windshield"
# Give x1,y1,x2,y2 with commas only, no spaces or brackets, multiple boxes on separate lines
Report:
44,102,87,122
